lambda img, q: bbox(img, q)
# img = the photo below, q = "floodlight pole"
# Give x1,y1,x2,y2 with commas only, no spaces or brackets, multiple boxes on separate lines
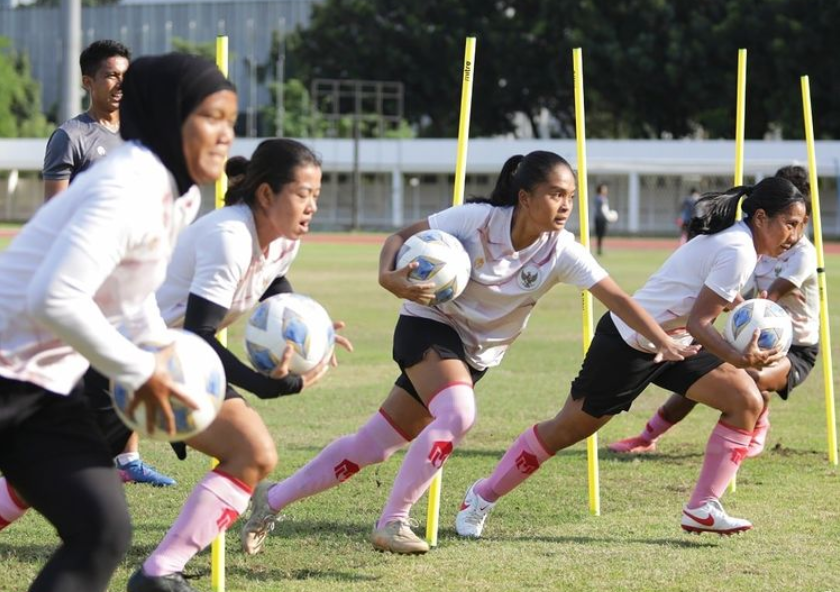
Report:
60,0,82,123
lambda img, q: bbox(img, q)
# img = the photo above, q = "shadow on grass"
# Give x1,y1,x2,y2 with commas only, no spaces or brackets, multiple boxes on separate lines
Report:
603,450,704,463
492,535,719,548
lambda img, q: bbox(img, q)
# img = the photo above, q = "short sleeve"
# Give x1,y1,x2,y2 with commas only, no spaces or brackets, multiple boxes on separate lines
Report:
778,244,816,288
189,225,251,309
704,244,756,302
428,204,488,240
554,239,609,290
43,129,76,181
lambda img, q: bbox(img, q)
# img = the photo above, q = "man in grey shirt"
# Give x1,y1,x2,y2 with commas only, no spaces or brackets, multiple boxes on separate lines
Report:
40,40,176,488
42,39,129,200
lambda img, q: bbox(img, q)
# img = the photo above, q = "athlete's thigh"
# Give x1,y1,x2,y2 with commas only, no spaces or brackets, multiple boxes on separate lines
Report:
404,349,473,406
380,385,434,441
187,398,271,460
684,363,761,414
752,357,791,393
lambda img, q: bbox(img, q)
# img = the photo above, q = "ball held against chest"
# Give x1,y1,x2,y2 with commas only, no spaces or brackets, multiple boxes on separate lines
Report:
396,229,471,306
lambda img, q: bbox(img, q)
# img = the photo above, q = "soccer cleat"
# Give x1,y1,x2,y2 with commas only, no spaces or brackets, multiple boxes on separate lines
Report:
240,481,279,556
370,518,429,554
680,499,752,535
126,568,200,592
117,459,176,487
607,436,657,454
455,480,495,538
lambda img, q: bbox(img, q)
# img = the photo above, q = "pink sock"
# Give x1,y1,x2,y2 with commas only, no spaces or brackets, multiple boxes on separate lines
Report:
143,469,252,576
687,421,752,508
267,410,408,512
640,406,675,443
475,425,552,503
0,478,29,531
377,383,476,528
747,406,770,455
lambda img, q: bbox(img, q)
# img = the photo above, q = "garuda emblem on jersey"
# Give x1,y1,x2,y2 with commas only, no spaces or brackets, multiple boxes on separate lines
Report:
517,264,541,290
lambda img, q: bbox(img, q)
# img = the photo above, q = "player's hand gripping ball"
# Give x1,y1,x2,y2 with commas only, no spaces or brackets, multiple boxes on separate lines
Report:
111,329,226,442
724,298,793,354
396,229,471,306
245,293,336,375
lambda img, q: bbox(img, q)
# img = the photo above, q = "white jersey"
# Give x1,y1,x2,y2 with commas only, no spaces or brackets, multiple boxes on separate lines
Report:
402,203,608,370
157,203,300,329
0,142,200,395
612,220,757,352
751,237,819,346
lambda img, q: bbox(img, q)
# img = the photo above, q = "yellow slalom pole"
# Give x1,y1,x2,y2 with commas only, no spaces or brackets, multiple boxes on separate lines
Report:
801,76,839,465
734,49,747,214
211,34,228,592
730,48,746,494
572,48,599,517
426,36,476,548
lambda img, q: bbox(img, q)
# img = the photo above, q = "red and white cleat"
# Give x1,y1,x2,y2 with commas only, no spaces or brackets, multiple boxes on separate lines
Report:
681,499,752,535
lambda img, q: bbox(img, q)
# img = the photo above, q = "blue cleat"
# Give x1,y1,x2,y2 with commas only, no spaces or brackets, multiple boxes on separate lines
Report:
117,459,176,487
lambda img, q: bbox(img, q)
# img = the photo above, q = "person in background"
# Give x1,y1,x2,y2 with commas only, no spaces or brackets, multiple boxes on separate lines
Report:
677,188,701,245
593,183,617,256
43,39,130,200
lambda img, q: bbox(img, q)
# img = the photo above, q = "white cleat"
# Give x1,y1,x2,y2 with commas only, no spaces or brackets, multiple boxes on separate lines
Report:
455,480,496,538
680,499,752,536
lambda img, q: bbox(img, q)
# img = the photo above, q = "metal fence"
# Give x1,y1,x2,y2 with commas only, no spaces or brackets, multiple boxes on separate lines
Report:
0,0,316,135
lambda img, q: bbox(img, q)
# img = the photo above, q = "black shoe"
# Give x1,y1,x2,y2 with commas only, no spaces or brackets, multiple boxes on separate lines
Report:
127,568,200,592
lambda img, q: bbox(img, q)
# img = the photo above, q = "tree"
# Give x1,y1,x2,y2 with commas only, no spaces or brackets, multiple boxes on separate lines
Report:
0,37,52,138
287,0,840,139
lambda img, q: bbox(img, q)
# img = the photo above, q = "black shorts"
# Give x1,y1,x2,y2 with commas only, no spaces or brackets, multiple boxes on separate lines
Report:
392,315,486,406
0,377,114,479
779,343,819,400
570,313,725,417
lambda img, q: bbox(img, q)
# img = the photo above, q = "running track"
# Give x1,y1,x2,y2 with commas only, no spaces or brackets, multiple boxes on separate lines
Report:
1,228,838,253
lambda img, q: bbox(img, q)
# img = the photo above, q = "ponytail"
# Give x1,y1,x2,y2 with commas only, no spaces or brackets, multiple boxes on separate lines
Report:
688,176,805,238
468,151,572,207
687,186,751,237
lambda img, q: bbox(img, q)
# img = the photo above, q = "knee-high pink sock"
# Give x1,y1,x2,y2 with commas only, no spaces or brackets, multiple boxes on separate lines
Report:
687,421,752,508
267,410,408,512
474,425,552,503
639,406,676,443
143,469,252,576
377,383,476,528
0,477,29,531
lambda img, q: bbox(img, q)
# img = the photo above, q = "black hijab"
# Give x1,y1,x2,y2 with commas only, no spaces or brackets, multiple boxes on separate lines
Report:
120,53,236,195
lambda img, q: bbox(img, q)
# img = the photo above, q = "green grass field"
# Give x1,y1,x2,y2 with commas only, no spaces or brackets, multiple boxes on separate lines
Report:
1,238,838,592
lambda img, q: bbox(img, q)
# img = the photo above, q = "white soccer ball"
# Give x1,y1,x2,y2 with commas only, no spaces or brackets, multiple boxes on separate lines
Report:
606,209,619,223
396,229,471,305
723,298,793,354
111,329,226,442
244,293,335,375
